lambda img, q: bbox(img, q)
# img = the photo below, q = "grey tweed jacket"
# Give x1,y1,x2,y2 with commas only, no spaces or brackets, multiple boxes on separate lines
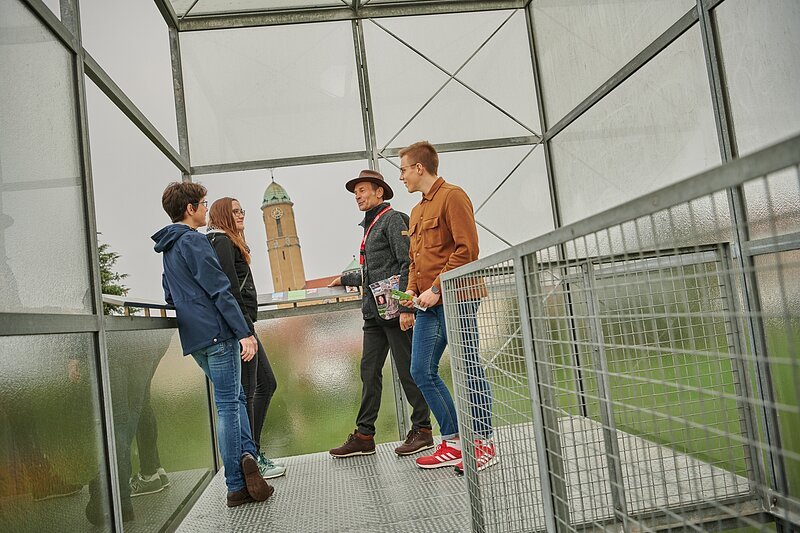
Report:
341,202,413,321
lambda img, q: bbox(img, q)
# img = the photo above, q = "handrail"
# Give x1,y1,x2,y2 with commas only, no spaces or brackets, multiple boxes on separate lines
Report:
102,286,361,320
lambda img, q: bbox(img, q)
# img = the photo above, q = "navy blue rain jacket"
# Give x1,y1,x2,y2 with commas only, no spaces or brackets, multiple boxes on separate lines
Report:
152,224,251,355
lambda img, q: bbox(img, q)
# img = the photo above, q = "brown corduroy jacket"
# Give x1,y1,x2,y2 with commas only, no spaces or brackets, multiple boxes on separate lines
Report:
406,177,481,303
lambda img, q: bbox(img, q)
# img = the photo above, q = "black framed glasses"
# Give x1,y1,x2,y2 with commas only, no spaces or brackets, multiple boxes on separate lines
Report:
232,208,246,216
193,200,208,208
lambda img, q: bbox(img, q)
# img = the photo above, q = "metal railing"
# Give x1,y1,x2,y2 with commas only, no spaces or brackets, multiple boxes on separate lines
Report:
441,134,800,532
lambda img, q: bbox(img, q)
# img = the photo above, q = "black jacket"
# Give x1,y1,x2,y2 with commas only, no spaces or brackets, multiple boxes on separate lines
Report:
206,230,258,334
341,202,413,321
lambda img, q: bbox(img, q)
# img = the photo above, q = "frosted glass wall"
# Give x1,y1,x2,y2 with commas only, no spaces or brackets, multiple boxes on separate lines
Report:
531,0,694,125
104,329,214,529
364,9,540,150
181,21,365,166
0,334,110,532
0,0,92,314
714,0,800,156
548,28,720,225
80,0,179,148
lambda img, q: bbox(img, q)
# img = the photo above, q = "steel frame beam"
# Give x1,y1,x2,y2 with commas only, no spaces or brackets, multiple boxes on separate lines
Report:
379,135,539,160
542,7,699,142
153,0,179,29
353,19,379,170
742,231,800,257
169,26,192,178
84,53,189,173
696,0,789,507
0,312,99,336
17,0,189,177
178,1,525,32
190,150,370,176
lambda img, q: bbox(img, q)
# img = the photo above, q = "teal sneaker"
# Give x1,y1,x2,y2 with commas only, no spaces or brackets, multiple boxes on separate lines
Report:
156,467,170,488
257,452,287,479
130,473,163,497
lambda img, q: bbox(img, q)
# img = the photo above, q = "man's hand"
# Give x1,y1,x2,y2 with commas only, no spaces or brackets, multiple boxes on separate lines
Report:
417,288,441,308
240,335,257,362
398,290,416,308
399,312,415,331
328,276,342,287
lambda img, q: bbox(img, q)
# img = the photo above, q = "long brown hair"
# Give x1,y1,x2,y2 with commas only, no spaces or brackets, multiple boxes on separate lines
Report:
208,197,251,264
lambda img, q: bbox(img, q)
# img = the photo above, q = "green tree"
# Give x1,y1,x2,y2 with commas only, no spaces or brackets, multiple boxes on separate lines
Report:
98,239,129,315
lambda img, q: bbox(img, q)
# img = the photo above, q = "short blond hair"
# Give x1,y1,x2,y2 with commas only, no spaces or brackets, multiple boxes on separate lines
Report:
399,141,438,175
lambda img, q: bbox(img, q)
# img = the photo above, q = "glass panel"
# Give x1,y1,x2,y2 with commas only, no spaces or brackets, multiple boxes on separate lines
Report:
189,0,345,16
754,251,800,500
531,0,694,125
254,309,457,455
564,193,733,261
105,327,213,527
476,146,553,246
0,1,91,314
80,0,179,148
549,27,720,226
0,334,110,532
255,309,405,455
86,79,181,303
743,166,800,241
181,22,364,166
197,159,368,294
365,10,539,151
715,0,800,156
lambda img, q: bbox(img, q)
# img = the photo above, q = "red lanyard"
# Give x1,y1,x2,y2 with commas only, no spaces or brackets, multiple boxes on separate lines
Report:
359,206,392,266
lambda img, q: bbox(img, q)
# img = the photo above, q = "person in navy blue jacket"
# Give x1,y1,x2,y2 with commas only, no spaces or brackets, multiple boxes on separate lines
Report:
152,181,273,508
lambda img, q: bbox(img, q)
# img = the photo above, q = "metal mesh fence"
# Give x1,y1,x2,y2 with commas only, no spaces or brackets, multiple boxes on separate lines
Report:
441,136,800,532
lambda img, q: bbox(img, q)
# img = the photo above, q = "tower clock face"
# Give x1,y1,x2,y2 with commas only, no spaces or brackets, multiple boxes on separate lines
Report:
271,207,283,219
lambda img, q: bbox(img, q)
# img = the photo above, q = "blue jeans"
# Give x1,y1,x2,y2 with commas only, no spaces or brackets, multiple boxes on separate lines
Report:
192,338,257,493
410,303,493,440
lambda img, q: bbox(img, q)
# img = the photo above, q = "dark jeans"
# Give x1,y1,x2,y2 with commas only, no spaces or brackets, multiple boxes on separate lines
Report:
241,337,277,452
356,317,431,436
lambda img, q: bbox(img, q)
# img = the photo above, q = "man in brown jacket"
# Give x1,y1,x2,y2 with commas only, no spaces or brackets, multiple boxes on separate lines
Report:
398,141,496,473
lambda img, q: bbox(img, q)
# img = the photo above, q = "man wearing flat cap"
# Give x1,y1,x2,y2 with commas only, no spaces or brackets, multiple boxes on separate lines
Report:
329,169,433,458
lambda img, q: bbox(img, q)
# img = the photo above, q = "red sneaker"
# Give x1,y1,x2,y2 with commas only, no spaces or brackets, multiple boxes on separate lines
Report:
454,440,498,474
415,441,462,469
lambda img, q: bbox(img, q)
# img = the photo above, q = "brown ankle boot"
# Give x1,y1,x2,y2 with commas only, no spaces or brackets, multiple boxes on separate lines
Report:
329,430,376,458
241,454,274,501
394,428,434,456
227,488,255,507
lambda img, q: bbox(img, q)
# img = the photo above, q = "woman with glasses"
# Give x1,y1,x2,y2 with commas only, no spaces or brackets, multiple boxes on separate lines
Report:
207,197,286,480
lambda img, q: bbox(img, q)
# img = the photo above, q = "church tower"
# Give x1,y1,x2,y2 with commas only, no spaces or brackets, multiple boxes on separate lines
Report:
261,179,307,292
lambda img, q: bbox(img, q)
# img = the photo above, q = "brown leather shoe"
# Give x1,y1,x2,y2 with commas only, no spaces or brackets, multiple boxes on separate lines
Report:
227,488,256,508
329,430,376,457
394,428,434,456
241,454,274,501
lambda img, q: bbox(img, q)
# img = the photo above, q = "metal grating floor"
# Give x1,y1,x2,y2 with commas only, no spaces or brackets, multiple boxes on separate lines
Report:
473,418,756,531
177,418,759,533
176,441,470,533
